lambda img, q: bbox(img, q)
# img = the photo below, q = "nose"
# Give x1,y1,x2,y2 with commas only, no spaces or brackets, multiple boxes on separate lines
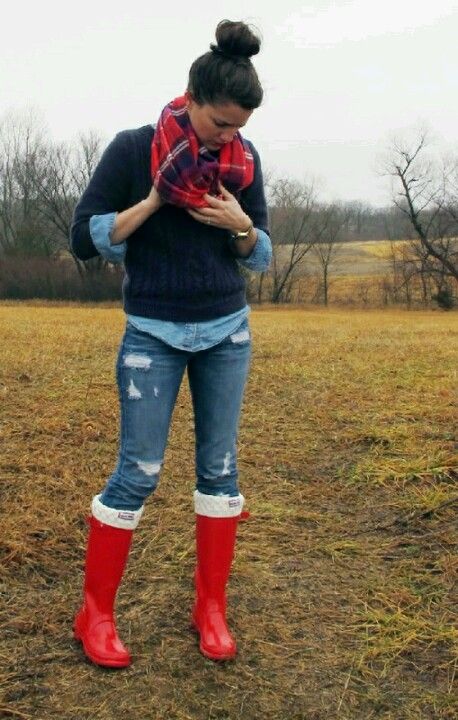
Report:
220,130,236,144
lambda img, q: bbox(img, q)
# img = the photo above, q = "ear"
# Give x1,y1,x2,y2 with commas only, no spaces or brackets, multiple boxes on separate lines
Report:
184,90,194,109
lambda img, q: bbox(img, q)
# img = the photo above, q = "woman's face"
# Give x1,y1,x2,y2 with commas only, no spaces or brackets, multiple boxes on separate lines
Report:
185,93,253,151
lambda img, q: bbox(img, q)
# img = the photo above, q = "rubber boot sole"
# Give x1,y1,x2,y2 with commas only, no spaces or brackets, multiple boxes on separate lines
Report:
190,614,237,661
73,621,131,668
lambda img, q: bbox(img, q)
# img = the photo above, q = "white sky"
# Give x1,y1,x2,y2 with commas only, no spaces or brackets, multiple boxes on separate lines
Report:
2,0,457,206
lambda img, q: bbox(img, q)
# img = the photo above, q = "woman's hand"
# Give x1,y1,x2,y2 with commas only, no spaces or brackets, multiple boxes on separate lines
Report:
187,182,251,234
145,185,165,214
110,186,164,245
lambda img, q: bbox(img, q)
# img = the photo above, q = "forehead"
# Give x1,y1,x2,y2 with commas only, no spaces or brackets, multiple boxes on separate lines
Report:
205,102,252,126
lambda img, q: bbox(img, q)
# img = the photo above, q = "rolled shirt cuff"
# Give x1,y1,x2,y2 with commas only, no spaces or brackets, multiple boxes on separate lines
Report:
89,212,126,263
236,228,272,272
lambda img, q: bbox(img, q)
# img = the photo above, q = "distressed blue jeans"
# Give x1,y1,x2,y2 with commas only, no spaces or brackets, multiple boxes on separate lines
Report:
100,320,251,510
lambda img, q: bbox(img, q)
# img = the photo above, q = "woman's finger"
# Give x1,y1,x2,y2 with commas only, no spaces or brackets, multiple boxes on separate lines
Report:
187,209,204,221
187,208,220,224
192,206,220,219
204,193,224,208
218,182,233,199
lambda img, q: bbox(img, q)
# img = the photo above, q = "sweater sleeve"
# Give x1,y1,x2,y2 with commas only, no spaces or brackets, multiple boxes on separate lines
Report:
69,131,133,261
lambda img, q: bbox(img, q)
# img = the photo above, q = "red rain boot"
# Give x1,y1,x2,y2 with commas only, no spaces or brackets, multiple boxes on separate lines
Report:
74,515,135,667
191,491,244,661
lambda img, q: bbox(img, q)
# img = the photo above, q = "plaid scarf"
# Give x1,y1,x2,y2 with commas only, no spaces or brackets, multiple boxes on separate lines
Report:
151,96,254,209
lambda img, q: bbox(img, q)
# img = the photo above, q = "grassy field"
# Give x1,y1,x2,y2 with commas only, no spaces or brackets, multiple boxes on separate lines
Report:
302,239,398,277
0,303,457,720
258,239,439,308
273,238,406,277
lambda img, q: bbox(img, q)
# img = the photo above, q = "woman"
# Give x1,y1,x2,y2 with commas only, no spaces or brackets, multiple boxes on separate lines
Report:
70,19,271,667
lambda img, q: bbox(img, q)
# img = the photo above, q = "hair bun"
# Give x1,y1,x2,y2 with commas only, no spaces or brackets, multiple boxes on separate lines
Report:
214,19,261,59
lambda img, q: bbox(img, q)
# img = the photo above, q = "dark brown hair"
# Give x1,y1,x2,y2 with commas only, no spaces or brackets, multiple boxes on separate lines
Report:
187,20,263,110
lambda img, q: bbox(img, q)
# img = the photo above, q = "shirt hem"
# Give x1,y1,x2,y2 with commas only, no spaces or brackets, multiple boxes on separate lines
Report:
123,292,247,322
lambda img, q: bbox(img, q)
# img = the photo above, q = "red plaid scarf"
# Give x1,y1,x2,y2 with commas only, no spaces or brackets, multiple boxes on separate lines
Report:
151,96,254,209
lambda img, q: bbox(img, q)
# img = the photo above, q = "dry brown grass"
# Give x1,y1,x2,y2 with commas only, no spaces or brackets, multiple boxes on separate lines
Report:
0,303,457,720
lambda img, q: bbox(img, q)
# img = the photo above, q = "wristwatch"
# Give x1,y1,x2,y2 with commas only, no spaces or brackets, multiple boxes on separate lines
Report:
232,220,253,239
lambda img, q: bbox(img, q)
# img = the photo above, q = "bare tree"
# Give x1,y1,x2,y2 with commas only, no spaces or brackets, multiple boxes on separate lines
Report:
386,132,458,286
27,129,105,274
0,107,106,281
267,177,320,303
344,200,373,239
0,107,50,256
73,129,105,195
388,240,420,307
312,203,348,306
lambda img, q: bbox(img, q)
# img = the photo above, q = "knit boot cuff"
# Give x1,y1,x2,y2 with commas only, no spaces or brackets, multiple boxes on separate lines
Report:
194,490,244,518
91,494,144,530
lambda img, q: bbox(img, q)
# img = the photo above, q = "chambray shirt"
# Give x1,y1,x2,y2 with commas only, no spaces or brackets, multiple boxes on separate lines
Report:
90,213,272,351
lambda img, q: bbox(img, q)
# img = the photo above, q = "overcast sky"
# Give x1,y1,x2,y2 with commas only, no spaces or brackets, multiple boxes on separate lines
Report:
2,0,457,206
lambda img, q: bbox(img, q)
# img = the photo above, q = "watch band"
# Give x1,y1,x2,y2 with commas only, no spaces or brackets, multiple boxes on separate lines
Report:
232,221,253,239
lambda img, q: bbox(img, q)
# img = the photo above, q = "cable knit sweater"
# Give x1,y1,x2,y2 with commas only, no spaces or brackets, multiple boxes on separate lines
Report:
70,124,270,322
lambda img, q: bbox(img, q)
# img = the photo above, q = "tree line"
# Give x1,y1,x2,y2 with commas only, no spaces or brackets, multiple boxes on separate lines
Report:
0,110,456,308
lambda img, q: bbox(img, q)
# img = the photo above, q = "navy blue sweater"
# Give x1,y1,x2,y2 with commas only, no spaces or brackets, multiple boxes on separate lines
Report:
70,125,269,321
